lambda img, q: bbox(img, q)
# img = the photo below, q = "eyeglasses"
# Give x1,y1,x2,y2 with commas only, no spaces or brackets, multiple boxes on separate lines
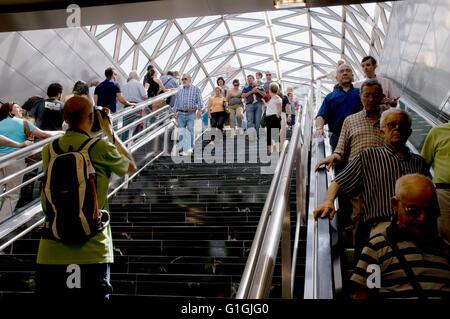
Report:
386,121,409,130
403,205,432,219
182,78,188,80
266,74,272,76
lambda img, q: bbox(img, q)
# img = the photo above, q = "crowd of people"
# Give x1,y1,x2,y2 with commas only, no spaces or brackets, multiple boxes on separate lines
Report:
0,53,448,301
313,55,449,299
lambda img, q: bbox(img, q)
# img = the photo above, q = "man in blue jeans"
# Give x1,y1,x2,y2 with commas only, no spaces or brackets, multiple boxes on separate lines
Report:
173,74,203,155
242,74,266,139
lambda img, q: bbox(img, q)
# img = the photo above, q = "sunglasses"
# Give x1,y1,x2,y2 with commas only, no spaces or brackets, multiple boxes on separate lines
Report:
182,78,188,80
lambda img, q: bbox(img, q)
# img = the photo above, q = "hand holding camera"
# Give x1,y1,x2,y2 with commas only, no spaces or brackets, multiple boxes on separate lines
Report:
91,106,113,137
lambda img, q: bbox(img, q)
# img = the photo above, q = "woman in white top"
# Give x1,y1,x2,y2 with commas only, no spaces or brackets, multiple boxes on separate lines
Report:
265,82,282,153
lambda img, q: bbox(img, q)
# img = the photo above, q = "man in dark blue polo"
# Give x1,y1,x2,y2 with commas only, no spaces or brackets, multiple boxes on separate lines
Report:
314,64,363,151
94,67,136,113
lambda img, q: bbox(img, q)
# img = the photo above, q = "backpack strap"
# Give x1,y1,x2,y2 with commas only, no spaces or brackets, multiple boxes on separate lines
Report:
78,138,100,176
381,230,427,300
48,139,62,159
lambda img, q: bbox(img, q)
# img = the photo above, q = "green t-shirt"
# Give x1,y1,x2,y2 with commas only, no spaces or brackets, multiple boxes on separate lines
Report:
37,130,130,265
421,121,450,184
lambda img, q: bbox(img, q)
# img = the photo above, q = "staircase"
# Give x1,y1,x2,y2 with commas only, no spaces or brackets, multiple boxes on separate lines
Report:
0,130,305,300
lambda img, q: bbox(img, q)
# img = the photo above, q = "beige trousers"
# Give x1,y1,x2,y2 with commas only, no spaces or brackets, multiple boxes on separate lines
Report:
0,154,26,222
229,105,243,129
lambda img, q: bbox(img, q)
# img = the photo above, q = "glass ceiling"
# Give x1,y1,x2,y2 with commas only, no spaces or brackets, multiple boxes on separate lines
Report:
89,2,392,98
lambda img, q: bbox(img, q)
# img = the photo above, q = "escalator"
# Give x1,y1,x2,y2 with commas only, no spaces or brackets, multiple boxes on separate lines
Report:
0,94,306,300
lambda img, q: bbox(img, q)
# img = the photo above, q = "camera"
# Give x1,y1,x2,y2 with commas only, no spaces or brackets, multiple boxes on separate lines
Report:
91,105,108,132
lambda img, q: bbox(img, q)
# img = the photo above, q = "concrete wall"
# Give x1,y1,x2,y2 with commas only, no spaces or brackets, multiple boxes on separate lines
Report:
0,27,127,105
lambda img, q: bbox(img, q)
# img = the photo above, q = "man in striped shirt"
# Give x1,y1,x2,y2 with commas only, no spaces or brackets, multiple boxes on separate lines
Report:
351,174,449,299
314,108,431,253
314,79,386,246
173,74,204,155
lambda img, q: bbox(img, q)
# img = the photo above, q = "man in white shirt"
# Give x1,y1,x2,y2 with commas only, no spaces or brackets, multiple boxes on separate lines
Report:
121,71,148,141
354,56,400,110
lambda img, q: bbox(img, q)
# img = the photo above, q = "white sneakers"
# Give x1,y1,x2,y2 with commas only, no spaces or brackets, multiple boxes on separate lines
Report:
180,149,193,156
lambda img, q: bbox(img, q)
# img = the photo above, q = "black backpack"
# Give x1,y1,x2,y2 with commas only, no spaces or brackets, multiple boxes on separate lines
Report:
42,138,110,243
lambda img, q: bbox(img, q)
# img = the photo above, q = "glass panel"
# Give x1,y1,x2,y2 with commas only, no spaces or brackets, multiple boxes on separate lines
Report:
177,17,197,30
237,12,264,20
147,20,166,35
245,42,272,56
203,22,229,43
280,13,308,27
361,3,376,18
227,19,262,34
279,59,303,73
186,27,210,46
198,15,222,26
98,28,117,58
196,40,222,60
284,47,310,61
277,41,302,55
282,31,310,44
320,16,342,34
203,56,228,74
161,24,181,50
120,54,134,76
313,51,331,65
173,39,190,64
141,27,165,56
270,9,295,20
240,25,267,38
184,54,200,74
193,68,207,86
272,24,299,38
95,24,114,36
119,31,134,60
233,36,265,50
124,21,147,40
137,50,149,75
155,42,177,70
210,38,234,58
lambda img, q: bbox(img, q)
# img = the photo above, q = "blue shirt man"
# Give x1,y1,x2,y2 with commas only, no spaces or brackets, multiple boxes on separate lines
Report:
160,72,179,89
242,75,266,138
314,64,363,151
173,74,204,154
94,67,136,113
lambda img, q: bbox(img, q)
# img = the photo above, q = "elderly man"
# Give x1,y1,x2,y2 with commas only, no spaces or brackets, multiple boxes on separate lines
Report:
315,79,385,171
314,64,363,153
354,56,400,110
351,174,450,299
173,74,203,156
314,108,431,253
35,96,136,302
315,79,386,245
121,71,148,141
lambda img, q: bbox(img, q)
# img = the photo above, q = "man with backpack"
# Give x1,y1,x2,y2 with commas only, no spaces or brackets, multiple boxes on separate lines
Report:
35,96,137,303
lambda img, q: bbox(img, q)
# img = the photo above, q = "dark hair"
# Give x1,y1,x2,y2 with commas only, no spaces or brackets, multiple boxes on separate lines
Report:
217,77,225,86
105,67,115,78
47,83,63,98
362,56,377,65
167,71,174,76
232,79,239,85
360,78,383,94
22,95,43,112
148,69,157,78
147,64,154,71
73,80,89,96
0,102,14,121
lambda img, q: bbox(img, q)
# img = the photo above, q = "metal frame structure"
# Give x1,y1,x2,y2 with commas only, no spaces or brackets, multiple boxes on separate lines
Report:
89,3,392,96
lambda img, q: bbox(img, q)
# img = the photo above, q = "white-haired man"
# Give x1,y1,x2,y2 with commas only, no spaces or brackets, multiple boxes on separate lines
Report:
173,74,203,155
314,108,431,255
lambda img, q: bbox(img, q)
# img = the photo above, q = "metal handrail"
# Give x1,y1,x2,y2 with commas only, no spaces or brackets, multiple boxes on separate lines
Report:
0,90,180,247
236,140,289,299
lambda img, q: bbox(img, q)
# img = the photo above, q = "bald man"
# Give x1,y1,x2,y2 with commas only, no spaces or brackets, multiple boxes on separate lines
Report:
351,174,450,299
35,96,136,302
314,63,363,154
